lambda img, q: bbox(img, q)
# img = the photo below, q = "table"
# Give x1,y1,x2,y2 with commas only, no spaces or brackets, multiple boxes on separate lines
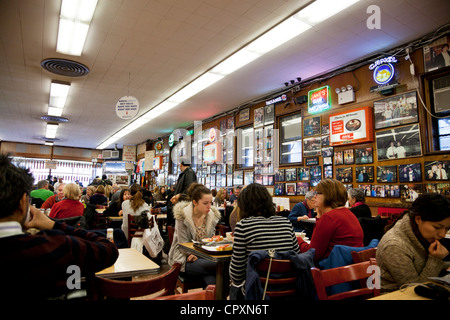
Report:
179,242,232,300
95,208,105,214
369,285,431,300
96,248,160,279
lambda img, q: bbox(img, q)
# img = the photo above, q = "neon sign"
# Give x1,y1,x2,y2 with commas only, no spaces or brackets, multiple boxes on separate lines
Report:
266,94,287,106
308,86,331,114
370,56,397,85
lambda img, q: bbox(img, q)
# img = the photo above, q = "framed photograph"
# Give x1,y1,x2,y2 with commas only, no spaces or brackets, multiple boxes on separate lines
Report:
255,174,263,185
310,166,322,178
344,149,354,165
263,174,274,186
233,171,244,186
285,168,297,181
322,124,330,135
244,171,254,185
334,151,344,165
374,91,419,129
324,165,333,179
306,157,319,166
343,184,353,191
297,167,310,181
423,35,450,73
376,124,422,161
220,119,227,136
310,177,321,187
336,167,352,183
322,147,333,158
355,147,374,164
274,183,285,196
275,169,285,182
239,108,250,122
321,134,330,147
323,156,333,165
384,185,401,198
399,163,422,182
227,174,233,187
296,182,309,195
254,128,264,143
221,174,226,187
227,117,234,131
254,107,264,128
376,165,397,183
266,186,274,196
371,185,386,197
358,185,372,197
425,183,450,195
264,104,275,125
400,184,424,202
303,137,321,157
265,149,273,162
303,116,321,137
355,166,374,183
286,182,296,196
424,160,450,181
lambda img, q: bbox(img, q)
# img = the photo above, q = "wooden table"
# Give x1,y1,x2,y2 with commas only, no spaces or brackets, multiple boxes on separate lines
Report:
179,242,232,300
96,248,160,279
369,285,431,300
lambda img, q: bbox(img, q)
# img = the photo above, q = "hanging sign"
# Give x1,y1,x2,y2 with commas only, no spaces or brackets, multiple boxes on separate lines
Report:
116,96,139,120
265,94,287,106
369,56,400,92
155,141,164,151
308,86,331,114
329,106,374,146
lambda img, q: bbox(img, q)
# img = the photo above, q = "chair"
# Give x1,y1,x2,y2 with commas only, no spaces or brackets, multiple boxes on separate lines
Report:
91,263,181,300
358,216,388,246
217,224,230,237
167,225,175,246
255,258,297,298
127,213,148,247
152,285,216,300
351,247,377,263
311,258,380,300
92,205,109,229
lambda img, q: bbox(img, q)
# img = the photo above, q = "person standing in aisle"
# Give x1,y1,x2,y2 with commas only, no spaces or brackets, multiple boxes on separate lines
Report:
174,161,197,196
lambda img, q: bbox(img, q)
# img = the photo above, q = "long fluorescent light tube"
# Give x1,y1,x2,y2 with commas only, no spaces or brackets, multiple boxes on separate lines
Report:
294,0,360,25
49,82,70,108
46,123,58,139
56,0,98,56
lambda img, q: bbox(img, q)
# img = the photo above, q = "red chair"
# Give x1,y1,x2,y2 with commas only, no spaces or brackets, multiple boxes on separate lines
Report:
351,248,377,263
311,258,380,300
152,285,216,300
127,214,147,247
256,258,298,299
91,263,181,300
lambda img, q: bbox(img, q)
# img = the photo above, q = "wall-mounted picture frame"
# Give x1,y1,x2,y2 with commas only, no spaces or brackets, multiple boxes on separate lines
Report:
425,183,450,195
336,167,352,183
323,156,333,165
310,177,321,187
376,165,397,183
355,166,374,183
424,160,449,181
239,108,250,122
384,185,401,198
399,163,422,182
264,104,275,125
310,166,322,178
274,183,285,196
254,107,264,128
344,149,354,165
255,174,263,185
355,147,374,164
334,150,344,165
297,167,310,181
322,147,333,158
358,185,372,197
376,124,422,161
400,184,423,202
324,165,333,179
275,169,285,182
322,124,329,135
303,137,321,157
286,182,296,196
233,171,243,186
296,182,309,195
285,168,297,181
321,134,330,147
374,91,419,129
305,157,319,166
303,116,321,137
244,171,254,185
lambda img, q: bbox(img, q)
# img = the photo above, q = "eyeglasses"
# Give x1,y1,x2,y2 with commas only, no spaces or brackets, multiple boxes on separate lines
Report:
315,192,323,195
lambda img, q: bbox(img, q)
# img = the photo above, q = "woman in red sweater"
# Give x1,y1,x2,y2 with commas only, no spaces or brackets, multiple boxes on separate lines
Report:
298,179,364,262
49,183,84,219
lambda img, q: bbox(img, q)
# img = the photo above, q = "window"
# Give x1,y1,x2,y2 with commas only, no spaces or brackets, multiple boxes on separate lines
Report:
236,126,253,168
279,113,302,164
429,73,450,152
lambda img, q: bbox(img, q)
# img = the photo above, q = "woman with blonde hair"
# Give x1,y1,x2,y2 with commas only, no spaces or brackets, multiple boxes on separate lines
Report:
121,184,150,240
49,183,84,219
81,186,96,204
213,188,227,207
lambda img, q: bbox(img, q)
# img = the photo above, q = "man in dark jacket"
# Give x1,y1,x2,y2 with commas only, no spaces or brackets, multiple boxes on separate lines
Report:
174,161,197,195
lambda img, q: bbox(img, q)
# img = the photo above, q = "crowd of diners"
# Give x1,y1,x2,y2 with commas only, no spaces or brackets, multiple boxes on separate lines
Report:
0,153,449,300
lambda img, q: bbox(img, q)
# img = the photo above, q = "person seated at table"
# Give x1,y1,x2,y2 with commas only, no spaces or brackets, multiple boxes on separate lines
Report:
229,183,300,296
41,183,65,210
121,184,151,241
104,184,112,201
49,183,84,219
153,186,164,201
168,183,221,288
81,186,96,205
348,188,372,219
104,188,131,217
0,154,118,299
288,191,316,232
229,186,242,205
89,185,108,206
30,179,54,202
376,194,450,292
213,188,227,207
297,179,364,262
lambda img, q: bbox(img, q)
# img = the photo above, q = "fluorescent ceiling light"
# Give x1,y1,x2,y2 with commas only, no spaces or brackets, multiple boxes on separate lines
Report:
211,50,260,76
49,82,70,108
46,123,58,139
44,141,54,146
294,0,360,25
48,107,64,117
56,0,98,56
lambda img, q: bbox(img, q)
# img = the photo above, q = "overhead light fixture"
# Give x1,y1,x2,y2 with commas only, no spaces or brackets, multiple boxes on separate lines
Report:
56,0,98,56
96,0,361,149
44,141,54,146
46,123,59,139
48,81,70,117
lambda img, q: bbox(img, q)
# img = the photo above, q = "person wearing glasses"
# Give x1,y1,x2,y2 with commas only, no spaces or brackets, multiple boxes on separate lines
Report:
297,179,364,262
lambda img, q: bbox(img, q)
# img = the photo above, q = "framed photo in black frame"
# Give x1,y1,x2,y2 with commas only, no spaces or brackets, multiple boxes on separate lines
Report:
399,163,422,182
424,160,450,181
285,168,297,181
275,169,285,182
306,157,319,166
334,151,344,165
376,165,397,183
303,116,321,137
344,149,354,165
296,182,309,195
373,91,418,130
355,147,374,164
355,166,374,183
376,124,422,161
336,167,352,183
297,167,310,181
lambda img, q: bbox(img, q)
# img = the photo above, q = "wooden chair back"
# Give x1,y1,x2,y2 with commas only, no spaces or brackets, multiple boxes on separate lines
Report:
127,213,152,246
152,285,216,300
311,258,380,300
351,248,377,263
256,258,297,298
92,263,181,300
167,225,175,245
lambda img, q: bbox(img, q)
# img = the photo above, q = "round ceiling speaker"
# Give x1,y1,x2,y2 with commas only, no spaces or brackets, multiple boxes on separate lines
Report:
40,58,90,77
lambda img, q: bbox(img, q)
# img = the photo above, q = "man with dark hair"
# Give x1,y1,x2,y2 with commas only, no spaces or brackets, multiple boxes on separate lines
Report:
0,154,118,299
173,161,197,196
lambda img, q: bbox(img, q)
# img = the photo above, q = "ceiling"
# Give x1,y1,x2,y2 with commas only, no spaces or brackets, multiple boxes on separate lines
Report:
0,0,449,150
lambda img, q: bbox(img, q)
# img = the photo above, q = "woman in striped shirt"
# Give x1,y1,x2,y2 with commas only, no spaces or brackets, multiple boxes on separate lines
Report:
229,183,300,290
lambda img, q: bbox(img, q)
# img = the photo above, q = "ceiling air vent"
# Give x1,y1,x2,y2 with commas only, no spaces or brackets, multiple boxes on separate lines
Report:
40,58,90,77
40,115,69,123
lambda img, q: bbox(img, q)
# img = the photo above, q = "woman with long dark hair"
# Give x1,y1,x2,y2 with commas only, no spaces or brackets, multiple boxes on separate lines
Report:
376,194,450,292
121,184,150,241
